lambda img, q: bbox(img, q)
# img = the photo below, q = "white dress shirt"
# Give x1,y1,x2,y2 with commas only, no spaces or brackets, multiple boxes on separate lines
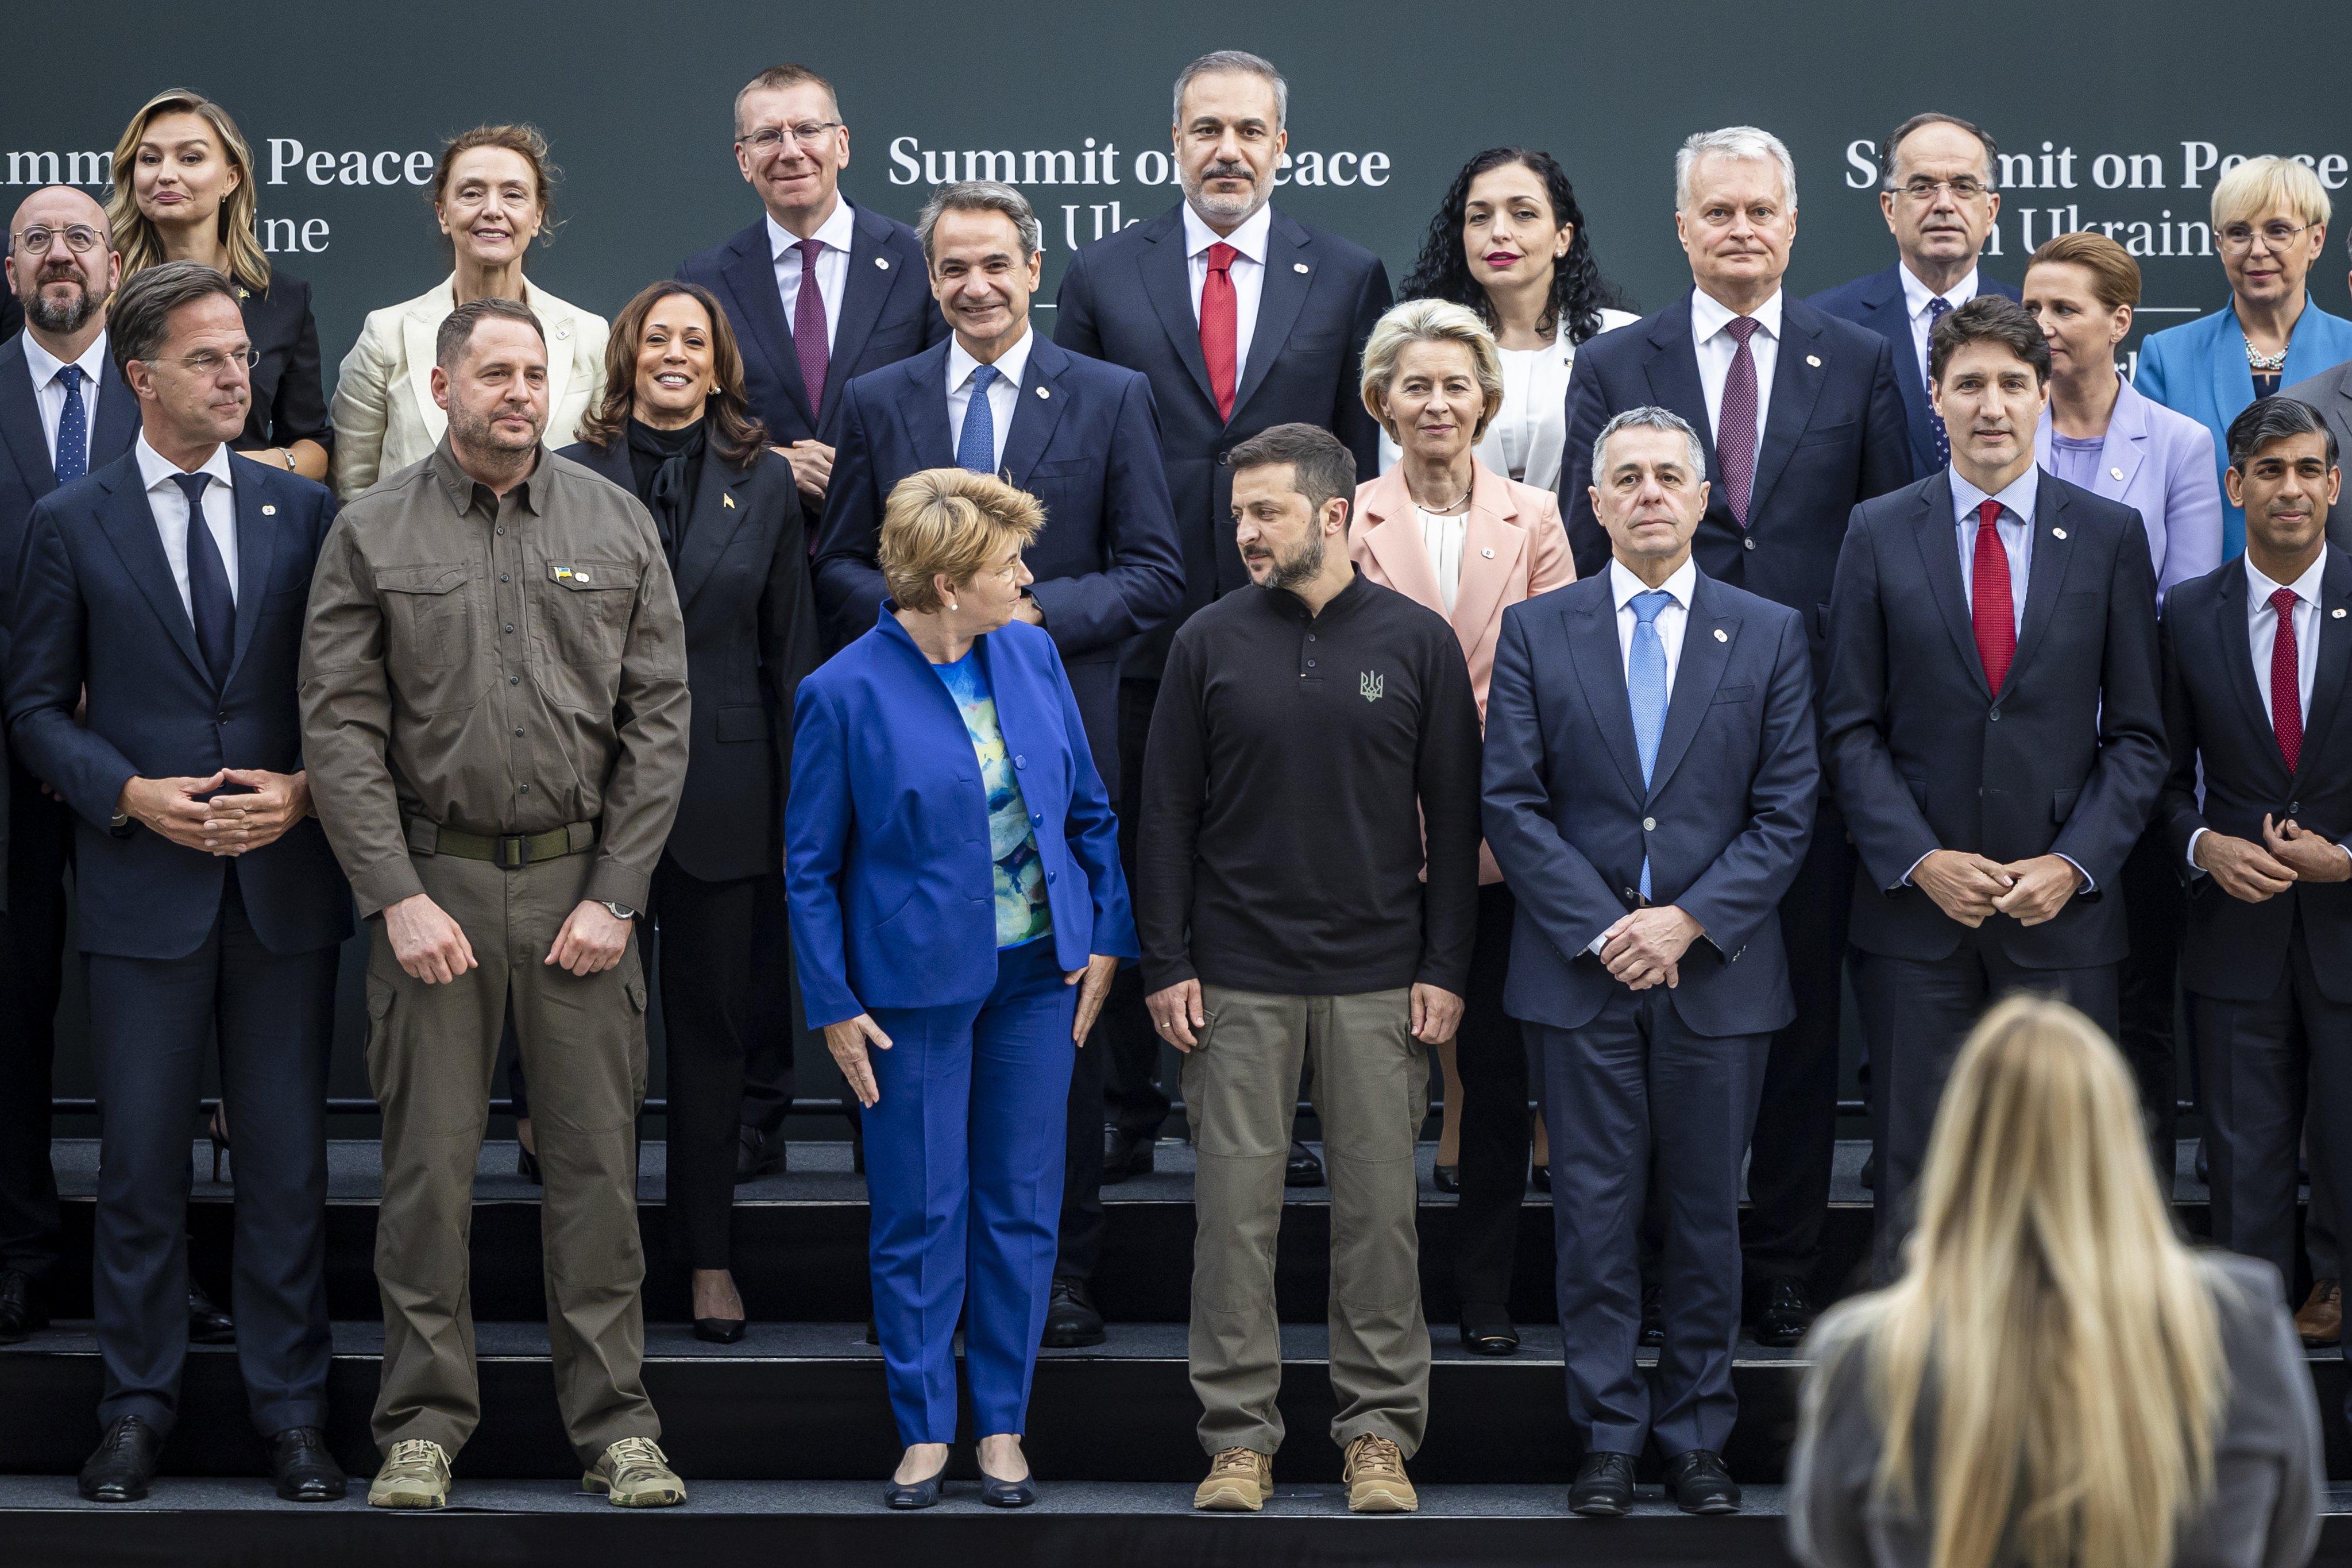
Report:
24,330,109,471
1183,200,1272,380
2188,553,2328,875
1949,462,2037,638
1417,507,1468,613
134,436,238,617
1899,262,1981,389
1609,555,1696,689
1689,287,1782,476
768,196,857,353
945,326,1035,476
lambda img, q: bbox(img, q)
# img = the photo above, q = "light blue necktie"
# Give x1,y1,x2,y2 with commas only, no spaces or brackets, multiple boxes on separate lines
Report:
53,365,87,488
1628,589,1673,898
956,363,1001,473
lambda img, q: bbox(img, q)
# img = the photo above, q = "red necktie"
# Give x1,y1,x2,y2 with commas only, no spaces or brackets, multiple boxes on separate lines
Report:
1200,242,1239,423
2272,586,2304,773
1971,499,2016,693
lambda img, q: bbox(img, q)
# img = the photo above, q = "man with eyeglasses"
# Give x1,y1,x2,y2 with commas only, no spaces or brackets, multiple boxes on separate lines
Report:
0,187,141,1353
1811,113,2019,485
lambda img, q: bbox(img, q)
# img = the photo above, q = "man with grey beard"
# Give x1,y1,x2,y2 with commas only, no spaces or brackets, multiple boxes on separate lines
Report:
0,186,141,1346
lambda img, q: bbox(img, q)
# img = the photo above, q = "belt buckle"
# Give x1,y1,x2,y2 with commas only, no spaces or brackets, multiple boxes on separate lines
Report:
495,833,531,870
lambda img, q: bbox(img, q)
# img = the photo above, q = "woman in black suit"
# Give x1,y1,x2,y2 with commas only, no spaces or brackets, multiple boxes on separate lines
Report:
108,89,331,483
559,281,821,1339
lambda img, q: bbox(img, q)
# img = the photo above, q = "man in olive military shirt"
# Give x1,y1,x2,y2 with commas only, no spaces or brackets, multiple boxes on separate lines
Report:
299,298,692,1511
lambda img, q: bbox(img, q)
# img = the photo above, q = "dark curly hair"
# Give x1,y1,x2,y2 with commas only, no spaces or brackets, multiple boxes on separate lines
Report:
1400,147,1631,346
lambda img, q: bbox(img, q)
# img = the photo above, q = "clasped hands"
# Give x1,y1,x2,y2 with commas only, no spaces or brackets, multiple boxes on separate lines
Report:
2193,813,2352,903
1913,849,2083,928
1598,904,1705,991
117,768,309,857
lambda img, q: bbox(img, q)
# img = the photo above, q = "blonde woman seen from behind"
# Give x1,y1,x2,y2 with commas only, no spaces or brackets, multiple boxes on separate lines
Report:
1787,996,2321,1568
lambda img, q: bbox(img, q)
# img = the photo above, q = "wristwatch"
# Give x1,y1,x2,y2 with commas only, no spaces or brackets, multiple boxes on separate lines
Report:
600,901,637,921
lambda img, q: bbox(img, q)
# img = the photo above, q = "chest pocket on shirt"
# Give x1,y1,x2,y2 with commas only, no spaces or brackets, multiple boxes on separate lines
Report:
374,565,472,667
540,560,636,668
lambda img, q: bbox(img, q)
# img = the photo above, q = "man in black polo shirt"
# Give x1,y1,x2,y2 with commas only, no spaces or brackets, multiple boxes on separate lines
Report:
1139,422,1481,1516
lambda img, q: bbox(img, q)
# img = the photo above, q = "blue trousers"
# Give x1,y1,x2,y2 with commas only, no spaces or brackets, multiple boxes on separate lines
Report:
865,937,1076,1444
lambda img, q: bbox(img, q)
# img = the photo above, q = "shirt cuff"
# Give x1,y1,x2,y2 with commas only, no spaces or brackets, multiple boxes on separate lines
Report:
2057,854,2095,894
351,855,428,921
583,857,653,917
2185,827,2210,879
1899,851,1933,890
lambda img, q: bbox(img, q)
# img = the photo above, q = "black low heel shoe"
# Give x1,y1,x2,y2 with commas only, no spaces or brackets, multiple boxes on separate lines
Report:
979,1473,1037,1508
693,1317,746,1345
1432,1164,1459,1193
883,1468,945,1509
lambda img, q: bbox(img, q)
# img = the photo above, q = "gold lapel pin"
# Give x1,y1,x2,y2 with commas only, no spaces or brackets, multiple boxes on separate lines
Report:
1295,262,1310,273
1806,354,1821,368
723,494,736,509
2052,527,2067,540
1713,627,1728,642
876,257,890,269
261,504,276,516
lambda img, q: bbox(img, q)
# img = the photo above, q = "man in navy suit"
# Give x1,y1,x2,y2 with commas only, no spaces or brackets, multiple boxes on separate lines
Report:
1055,47,1393,1254
1824,295,2166,1281
813,179,1183,1346
0,186,138,1345
1559,127,1907,1345
1808,114,2018,484
5,261,350,1504
1487,405,1817,1518
2160,396,2352,1300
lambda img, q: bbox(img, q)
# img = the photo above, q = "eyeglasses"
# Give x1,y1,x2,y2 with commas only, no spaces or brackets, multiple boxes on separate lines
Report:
2220,219,2320,254
149,348,260,375
11,223,103,256
739,122,841,153
1896,177,1989,203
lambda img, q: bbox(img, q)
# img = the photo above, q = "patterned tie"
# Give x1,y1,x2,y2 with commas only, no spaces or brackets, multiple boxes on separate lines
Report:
793,237,829,416
1718,316,1761,528
1924,297,1956,468
1628,589,1673,898
53,365,87,488
172,472,236,688
1971,498,2017,694
2271,586,2304,774
1200,241,1239,423
956,364,1001,474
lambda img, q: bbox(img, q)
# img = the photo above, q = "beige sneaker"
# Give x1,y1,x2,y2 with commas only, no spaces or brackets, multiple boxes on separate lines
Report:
368,1438,450,1509
1193,1446,1273,1511
584,1436,688,1508
1342,1433,1418,1513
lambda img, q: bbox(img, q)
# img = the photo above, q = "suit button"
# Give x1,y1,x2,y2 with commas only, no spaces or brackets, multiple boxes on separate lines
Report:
1988,707,2001,720
1643,816,1657,831
1743,536,1756,551
1047,871,1057,883
1014,755,1027,770
2291,800,2301,814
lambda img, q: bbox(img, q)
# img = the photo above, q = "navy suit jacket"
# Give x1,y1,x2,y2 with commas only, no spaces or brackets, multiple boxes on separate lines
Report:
2160,549,2352,1003
1822,468,2166,968
677,202,949,450
5,450,351,960
0,332,141,641
785,609,1136,1029
1482,569,1818,1037
1559,289,1910,678
1806,262,2023,481
811,333,1184,791
1054,202,1392,675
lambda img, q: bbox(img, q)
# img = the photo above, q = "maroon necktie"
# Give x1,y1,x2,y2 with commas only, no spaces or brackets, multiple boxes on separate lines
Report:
1200,242,1239,423
2272,586,2304,773
1971,499,2016,693
1718,315,1761,527
794,237,829,416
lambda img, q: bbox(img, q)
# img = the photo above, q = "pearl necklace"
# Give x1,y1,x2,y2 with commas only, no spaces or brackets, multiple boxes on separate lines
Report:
2243,334,2288,373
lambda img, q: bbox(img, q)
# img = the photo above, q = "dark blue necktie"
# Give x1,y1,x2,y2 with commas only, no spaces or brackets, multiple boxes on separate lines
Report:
53,365,87,487
1926,296,1953,469
171,472,236,686
957,364,1001,473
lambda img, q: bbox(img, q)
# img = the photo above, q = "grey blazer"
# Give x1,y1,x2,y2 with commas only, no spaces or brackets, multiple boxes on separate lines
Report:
1787,1251,2322,1568
2278,358,2352,555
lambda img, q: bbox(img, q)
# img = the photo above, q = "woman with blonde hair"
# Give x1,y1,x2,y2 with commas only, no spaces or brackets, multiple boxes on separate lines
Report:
1787,995,2321,1568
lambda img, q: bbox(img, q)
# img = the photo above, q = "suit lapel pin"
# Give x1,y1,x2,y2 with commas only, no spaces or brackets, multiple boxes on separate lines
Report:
723,493,736,509
261,504,276,515
1713,627,1728,642
1481,546,1494,558
1037,385,1051,399
2052,527,2067,540
2110,466,2124,480
555,325,569,341
1806,354,1821,368
1293,262,1310,273
2335,608,2347,619
876,257,890,269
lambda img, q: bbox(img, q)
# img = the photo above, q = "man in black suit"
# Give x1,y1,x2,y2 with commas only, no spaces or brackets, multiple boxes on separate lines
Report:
2160,395,2352,1297
0,187,138,1344
7,261,350,1503
1824,295,2167,1281
1560,127,1908,1342
1053,47,1392,1284
1808,114,2019,484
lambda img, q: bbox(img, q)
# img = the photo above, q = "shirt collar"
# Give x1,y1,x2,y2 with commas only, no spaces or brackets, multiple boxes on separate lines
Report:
1900,262,1981,320
1183,199,1273,265
948,325,1035,398
1950,462,2040,527
431,435,551,516
1689,285,1782,346
24,330,109,389
135,434,234,494
767,196,856,261
1609,554,1699,612
2247,551,2328,611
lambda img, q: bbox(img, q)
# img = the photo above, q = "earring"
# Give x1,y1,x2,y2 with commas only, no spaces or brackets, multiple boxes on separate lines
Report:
948,601,959,611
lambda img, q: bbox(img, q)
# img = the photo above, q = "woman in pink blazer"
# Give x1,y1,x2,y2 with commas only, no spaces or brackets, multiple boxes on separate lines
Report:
1349,298,1575,1358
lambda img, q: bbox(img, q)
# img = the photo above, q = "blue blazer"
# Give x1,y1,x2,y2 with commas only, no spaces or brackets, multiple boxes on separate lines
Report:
1806,262,2023,482
2033,374,2223,602
810,333,1185,789
2135,298,2352,561
5,450,352,960
1482,569,1818,1038
785,608,1136,1028
677,201,949,449
0,333,141,640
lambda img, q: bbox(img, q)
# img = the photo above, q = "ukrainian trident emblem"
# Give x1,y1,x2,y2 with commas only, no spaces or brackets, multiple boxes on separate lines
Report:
1360,670,1384,702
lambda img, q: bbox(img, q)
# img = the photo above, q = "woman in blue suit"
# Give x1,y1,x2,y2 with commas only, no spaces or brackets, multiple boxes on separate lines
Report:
786,468,1133,1512
2134,155,2352,560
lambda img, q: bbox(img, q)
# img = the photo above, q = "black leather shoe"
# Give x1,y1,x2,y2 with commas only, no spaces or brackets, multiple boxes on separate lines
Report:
735,1124,787,1184
1664,1449,1740,1514
1041,1278,1106,1347
1531,1164,1551,1193
1640,1281,1664,1347
0,1270,46,1343
516,1142,541,1183
1459,1302,1519,1357
188,1281,235,1345
1102,1125,1153,1184
694,1316,747,1344
1756,1277,1817,1347
269,1426,347,1501
1569,1450,1635,1516
1285,1140,1324,1188
79,1415,163,1502
1432,1163,1459,1193
882,1466,945,1509
979,1473,1037,1507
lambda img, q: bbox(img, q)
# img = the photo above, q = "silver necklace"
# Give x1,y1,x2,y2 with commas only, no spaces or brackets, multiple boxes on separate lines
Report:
2243,334,2288,373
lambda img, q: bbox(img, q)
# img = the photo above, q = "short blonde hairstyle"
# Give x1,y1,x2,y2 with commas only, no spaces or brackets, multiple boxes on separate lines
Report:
1359,298,1505,443
2211,154,2331,233
879,469,1044,613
